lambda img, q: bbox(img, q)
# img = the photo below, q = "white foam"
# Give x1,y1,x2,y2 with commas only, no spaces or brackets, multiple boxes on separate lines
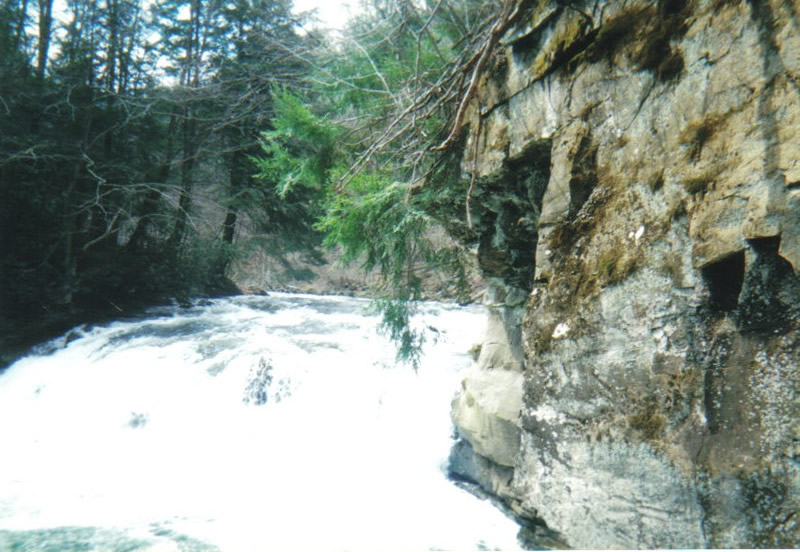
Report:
0,294,521,551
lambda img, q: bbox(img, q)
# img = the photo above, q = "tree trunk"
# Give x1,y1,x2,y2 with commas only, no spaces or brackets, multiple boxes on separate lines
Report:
169,116,197,248
35,0,52,79
13,0,29,53
221,208,237,245
214,207,237,278
127,109,179,250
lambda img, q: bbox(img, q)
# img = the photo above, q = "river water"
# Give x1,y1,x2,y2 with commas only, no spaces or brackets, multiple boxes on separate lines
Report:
0,293,522,551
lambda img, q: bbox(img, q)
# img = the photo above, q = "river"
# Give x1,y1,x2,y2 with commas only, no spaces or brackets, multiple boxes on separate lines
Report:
0,293,522,551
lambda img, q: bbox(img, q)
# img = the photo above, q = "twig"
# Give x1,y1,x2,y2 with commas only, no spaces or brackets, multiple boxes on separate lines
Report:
465,114,483,229
432,0,523,152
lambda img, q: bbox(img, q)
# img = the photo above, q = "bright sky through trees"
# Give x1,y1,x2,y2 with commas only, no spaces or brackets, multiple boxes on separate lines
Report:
50,0,356,33
293,0,357,31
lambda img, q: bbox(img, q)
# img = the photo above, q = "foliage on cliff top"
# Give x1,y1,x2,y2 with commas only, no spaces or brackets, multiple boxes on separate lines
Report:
255,85,472,365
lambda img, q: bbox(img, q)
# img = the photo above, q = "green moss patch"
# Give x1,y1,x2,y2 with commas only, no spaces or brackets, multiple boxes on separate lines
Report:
574,3,691,81
680,113,729,162
629,403,668,440
683,177,712,195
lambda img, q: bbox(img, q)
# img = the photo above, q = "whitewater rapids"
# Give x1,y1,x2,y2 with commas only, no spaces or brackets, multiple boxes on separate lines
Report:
0,293,522,551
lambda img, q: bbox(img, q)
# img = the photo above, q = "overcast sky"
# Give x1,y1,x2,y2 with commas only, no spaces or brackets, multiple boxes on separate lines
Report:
293,0,359,31
51,0,359,32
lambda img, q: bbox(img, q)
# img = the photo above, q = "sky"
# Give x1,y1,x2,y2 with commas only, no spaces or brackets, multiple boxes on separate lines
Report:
293,0,359,31
50,0,360,33
47,0,360,74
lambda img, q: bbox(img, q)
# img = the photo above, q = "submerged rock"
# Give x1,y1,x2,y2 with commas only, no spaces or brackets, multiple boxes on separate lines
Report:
243,357,292,405
449,0,800,548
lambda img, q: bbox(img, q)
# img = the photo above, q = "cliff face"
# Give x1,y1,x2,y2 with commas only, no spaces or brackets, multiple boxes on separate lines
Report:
448,0,800,548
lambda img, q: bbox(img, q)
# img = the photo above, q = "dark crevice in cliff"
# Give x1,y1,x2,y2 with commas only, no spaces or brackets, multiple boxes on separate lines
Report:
700,236,800,332
739,236,800,333
474,140,551,291
568,134,598,218
702,251,745,312
659,0,688,17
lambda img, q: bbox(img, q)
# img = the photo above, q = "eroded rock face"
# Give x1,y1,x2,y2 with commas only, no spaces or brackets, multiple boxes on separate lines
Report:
449,0,800,548
449,279,530,505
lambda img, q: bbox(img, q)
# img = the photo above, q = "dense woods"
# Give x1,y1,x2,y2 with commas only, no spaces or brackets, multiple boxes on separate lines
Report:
0,0,506,359
1,0,310,335
3,1,798,547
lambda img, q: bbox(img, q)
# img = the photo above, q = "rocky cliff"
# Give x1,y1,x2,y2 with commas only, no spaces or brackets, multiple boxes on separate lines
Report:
448,0,800,548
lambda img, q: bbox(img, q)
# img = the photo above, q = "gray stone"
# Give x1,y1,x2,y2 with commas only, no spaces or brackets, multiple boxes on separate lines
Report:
451,363,523,468
449,0,800,547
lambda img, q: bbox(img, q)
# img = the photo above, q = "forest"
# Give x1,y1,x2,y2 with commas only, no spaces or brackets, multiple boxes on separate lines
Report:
3,1,799,547
0,0,512,359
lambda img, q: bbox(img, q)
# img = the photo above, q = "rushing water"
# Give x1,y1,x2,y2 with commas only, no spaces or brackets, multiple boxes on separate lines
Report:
0,293,522,551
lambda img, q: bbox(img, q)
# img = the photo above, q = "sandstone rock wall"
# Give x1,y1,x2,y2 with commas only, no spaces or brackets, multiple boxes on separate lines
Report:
449,0,800,547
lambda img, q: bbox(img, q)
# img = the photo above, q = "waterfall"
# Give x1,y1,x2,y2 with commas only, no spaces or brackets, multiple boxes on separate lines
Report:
0,294,522,551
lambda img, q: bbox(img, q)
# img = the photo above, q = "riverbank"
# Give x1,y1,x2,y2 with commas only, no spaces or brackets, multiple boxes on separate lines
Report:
2,242,483,372
0,278,242,372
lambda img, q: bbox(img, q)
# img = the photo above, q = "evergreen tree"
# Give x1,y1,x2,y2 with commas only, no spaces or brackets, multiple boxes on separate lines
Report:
0,0,313,342
251,0,502,363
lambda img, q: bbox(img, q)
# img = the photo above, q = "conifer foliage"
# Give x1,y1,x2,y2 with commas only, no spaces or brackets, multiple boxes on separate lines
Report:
253,0,509,363
0,0,312,337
